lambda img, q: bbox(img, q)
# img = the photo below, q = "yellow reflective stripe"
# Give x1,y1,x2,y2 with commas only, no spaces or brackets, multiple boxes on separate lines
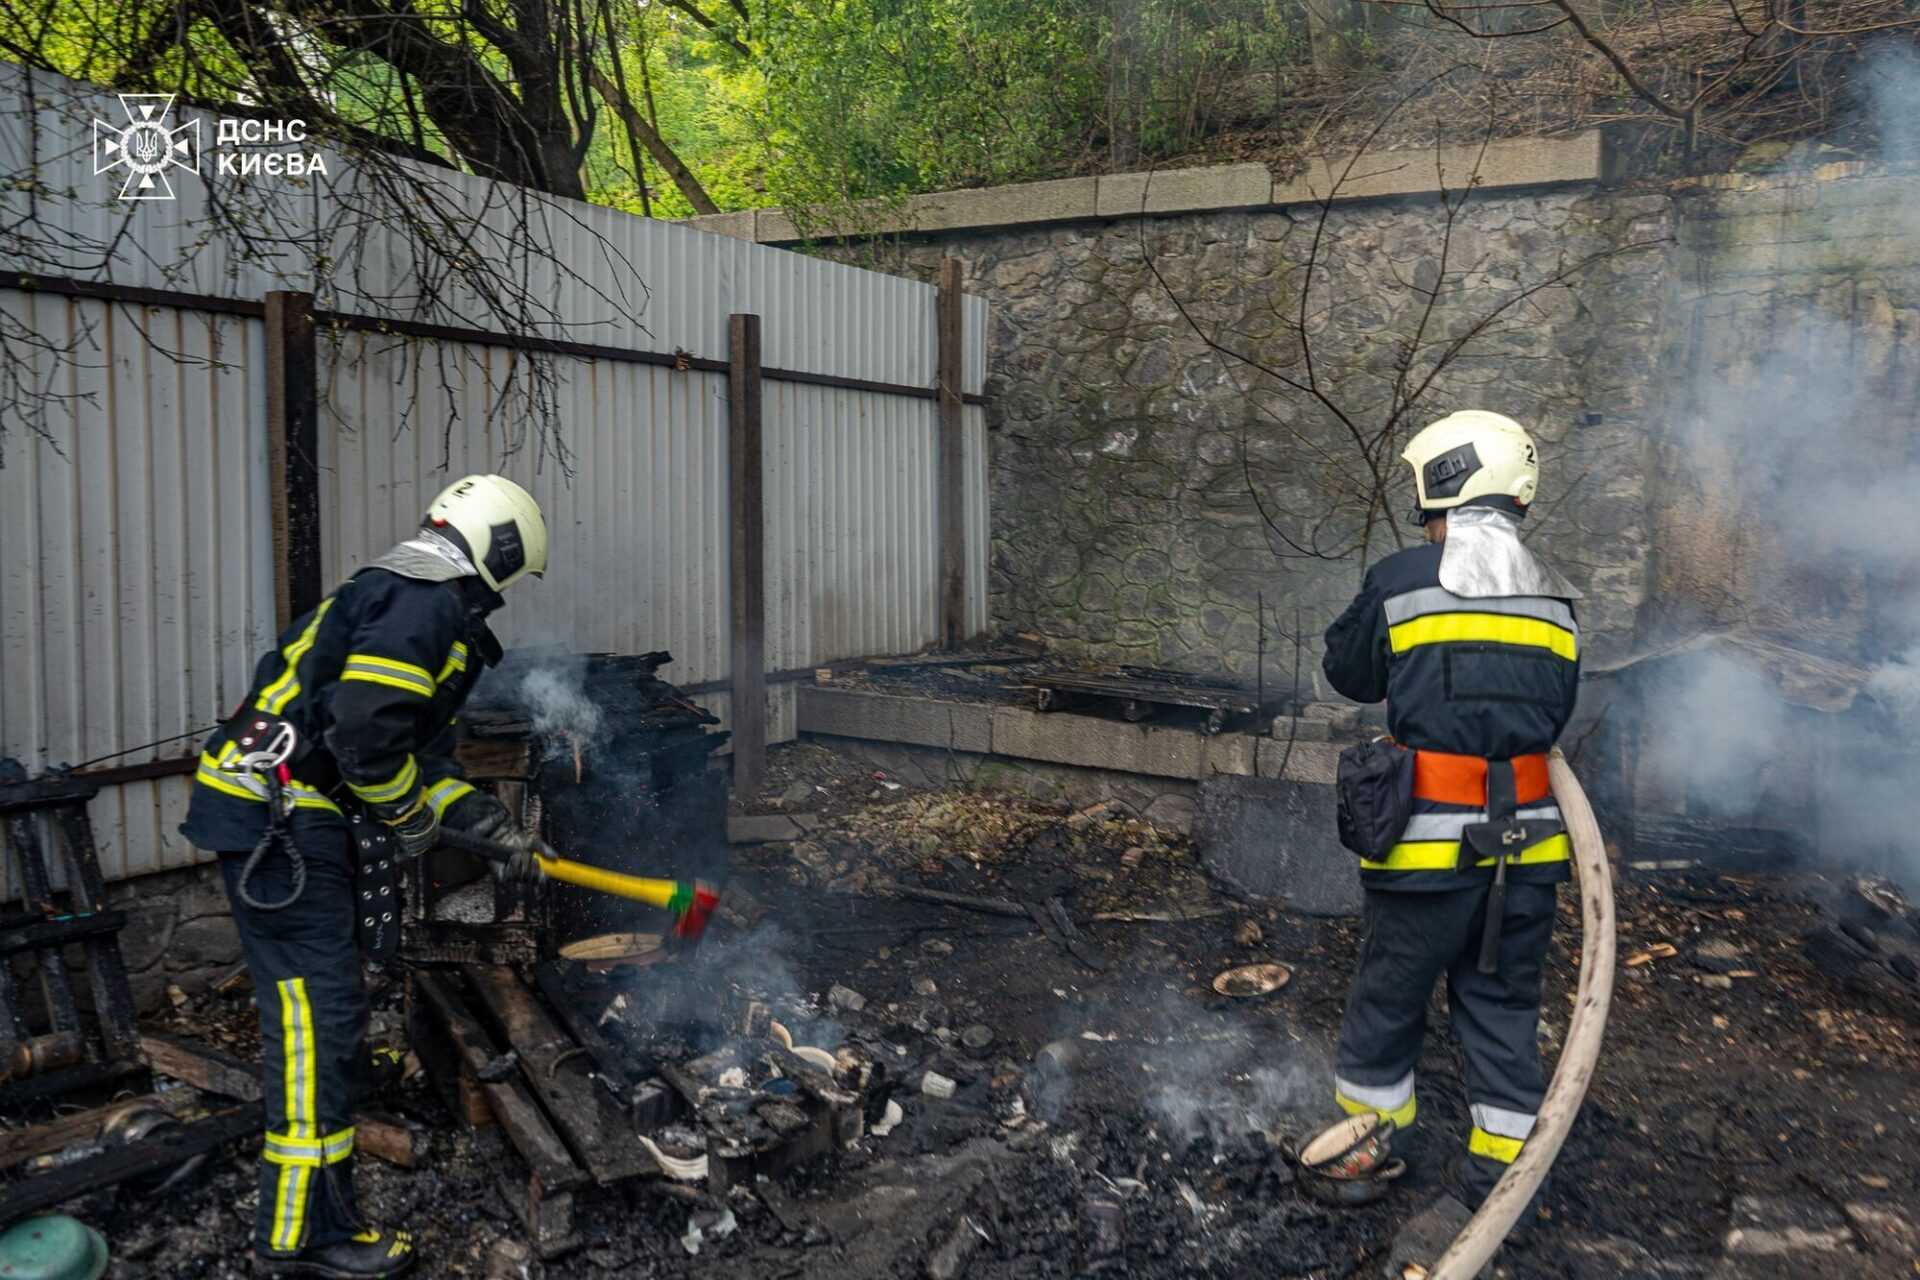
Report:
342,653,435,698
258,600,334,715
1361,833,1570,873
1337,1090,1417,1129
194,754,340,814
436,641,469,687
425,778,475,820
1387,612,1578,661
269,1165,306,1251
1469,1126,1526,1163
348,756,420,805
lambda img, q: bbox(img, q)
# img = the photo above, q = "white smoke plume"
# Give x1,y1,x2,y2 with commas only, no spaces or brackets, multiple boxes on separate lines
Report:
1627,44,1920,884
520,665,603,750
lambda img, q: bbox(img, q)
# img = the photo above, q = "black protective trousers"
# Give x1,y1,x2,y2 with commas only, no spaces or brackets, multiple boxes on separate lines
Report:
220,810,370,1255
1333,882,1556,1202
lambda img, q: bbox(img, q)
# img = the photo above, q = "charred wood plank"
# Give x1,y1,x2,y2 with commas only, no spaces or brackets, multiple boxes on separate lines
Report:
0,911,125,959
471,1125,581,1259
464,965,656,1185
891,885,1031,920
0,1107,255,1221
1629,814,1806,870
354,1110,422,1168
141,1033,263,1102
0,1060,148,1110
1803,925,1920,1022
0,1094,164,1171
5,815,80,1037
412,971,586,1192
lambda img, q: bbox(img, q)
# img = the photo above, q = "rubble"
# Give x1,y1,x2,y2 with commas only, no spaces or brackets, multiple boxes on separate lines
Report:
15,740,1920,1280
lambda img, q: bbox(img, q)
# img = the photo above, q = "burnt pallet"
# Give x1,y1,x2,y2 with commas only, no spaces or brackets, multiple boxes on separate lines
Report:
1025,672,1272,734
409,970,586,1259
0,1106,255,1221
0,759,144,1108
464,964,661,1186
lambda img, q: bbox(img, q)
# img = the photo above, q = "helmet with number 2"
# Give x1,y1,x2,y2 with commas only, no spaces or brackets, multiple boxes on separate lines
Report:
425,474,548,592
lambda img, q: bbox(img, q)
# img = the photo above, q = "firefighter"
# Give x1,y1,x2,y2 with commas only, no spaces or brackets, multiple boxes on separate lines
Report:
180,475,549,1278
1320,410,1580,1212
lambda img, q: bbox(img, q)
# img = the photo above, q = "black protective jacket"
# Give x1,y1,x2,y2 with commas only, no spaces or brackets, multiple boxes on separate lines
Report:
1322,541,1579,890
181,568,498,852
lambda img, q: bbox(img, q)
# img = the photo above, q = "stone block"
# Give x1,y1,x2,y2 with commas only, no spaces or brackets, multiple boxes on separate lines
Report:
1201,733,1259,777
1096,164,1273,218
1266,716,1330,742
989,707,1203,780
1256,739,1342,785
798,688,993,753
168,916,241,969
1193,776,1359,917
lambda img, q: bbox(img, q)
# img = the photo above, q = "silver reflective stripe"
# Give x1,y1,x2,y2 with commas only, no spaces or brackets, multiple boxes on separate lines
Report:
1334,1071,1415,1111
1383,586,1577,633
1471,1103,1537,1140
1401,804,1561,842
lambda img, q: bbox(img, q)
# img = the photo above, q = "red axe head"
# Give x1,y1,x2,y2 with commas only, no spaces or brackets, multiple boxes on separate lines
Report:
673,883,721,941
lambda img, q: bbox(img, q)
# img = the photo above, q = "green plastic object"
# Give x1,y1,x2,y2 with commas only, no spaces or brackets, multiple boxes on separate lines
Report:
0,1216,109,1280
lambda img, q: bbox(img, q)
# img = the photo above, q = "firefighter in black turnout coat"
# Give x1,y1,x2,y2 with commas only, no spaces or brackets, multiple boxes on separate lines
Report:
181,475,549,1278
1320,411,1581,1211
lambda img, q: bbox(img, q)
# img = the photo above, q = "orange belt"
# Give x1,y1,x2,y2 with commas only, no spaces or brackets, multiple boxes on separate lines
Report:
1413,750,1550,807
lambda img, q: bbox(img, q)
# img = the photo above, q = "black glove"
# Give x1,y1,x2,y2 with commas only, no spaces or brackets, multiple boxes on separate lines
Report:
371,793,438,860
449,791,543,884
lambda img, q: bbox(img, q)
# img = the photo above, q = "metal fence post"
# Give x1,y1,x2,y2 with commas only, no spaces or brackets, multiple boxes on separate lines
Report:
937,258,966,649
264,290,321,630
729,313,768,794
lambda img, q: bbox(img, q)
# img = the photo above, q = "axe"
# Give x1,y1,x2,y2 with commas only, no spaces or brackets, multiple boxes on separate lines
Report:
437,828,721,940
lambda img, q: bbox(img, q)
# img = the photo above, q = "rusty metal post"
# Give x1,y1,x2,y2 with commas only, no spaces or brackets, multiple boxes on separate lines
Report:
264,290,321,630
937,258,966,649
728,313,767,794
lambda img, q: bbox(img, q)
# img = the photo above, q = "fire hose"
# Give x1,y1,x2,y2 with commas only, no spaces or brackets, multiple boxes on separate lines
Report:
436,828,720,940
1426,747,1616,1280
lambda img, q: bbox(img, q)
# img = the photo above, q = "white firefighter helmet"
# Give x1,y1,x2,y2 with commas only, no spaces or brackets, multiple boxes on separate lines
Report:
425,474,548,592
1402,410,1539,519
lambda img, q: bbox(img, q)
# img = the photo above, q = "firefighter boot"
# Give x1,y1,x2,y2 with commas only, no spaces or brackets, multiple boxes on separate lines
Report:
255,1229,417,1279
256,1165,416,1278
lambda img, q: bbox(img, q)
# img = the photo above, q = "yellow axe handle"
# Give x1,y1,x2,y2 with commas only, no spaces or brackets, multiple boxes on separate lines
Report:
531,853,680,908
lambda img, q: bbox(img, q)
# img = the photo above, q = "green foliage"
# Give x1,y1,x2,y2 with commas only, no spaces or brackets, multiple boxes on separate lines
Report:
588,0,1313,219
2,0,1316,218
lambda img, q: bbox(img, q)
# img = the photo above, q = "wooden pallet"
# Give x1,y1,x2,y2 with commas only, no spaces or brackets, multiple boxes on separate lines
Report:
0,761,145,1108
408,964,692,1259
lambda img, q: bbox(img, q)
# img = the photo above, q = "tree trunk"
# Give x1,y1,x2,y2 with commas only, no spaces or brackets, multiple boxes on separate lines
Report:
585,64,719,214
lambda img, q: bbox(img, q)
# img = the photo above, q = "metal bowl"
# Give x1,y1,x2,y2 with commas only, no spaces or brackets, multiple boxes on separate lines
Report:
1298,1112,1395,1180
0,1215,109,1280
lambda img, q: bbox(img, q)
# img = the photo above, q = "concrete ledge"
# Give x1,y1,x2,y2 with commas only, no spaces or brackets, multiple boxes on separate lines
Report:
1276,133,1605,205
681,132,1606,245
1096,164,1272,218
796,687,992,754
991,706,1208,780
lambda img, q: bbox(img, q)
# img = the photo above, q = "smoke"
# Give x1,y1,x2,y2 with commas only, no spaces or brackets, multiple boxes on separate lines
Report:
1625,45,1920,884
1865,41,1920,174
519,663,603,760
1146,1054,1327,1150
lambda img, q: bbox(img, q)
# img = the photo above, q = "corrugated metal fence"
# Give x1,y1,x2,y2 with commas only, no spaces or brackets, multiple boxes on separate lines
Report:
0,67,990,890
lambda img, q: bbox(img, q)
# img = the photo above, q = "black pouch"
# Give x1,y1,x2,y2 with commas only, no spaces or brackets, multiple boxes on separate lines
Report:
1336,738,1416,859
348,810,402,962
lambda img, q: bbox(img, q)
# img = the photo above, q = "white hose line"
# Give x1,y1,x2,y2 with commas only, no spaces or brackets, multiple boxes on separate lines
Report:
1427,747,1617,1280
